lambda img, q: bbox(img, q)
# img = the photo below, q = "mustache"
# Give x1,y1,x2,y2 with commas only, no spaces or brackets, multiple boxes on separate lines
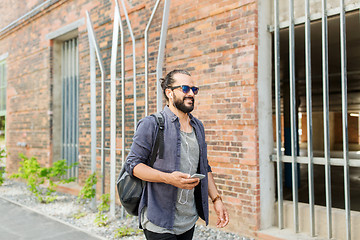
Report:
184,97,194,101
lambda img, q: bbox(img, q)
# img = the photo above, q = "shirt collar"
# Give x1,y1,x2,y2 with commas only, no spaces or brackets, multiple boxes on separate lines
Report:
163,105,194,123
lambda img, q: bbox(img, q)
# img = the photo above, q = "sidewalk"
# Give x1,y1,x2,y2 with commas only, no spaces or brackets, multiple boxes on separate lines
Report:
0,197,104,240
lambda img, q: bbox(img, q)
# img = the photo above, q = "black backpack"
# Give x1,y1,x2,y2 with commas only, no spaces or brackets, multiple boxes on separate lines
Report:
116,113,164,216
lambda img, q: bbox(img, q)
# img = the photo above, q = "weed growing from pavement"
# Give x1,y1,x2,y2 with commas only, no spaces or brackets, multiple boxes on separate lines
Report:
77,172,97,203
114,225,142,238
94,193,110,227
0,148,6,186
73,211,87,219
10,153,77,203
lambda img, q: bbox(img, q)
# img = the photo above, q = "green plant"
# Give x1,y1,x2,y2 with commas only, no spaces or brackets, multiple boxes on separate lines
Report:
10,154,77,203
114,226,142,238
0,148,7,186
94,193,110,227
78,172,97,202
73,211,87,219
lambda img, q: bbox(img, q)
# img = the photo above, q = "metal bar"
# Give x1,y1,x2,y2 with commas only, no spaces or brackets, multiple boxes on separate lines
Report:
61,43,65,162
274,0,283,230
69,39,73,177
96,147,131,151
65,41,70,178
272,155,360,167
156,0,171,112
87,11,107,208
100,48,105,193
89,38,97,210
321,0,332,237
69,39,74,178
67,39,71,177
113,0,126,218
289,0,299,233
86,12,106,74
109,0,124,217
69,39,73,176
145,0,161,116
86,11,107,194
305,0,315,236
75,37,79,179
120,0,137,128
340,1,351,239
72,38,76,178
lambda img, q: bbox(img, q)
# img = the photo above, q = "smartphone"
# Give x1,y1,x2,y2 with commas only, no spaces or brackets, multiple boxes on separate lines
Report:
190,173,205,180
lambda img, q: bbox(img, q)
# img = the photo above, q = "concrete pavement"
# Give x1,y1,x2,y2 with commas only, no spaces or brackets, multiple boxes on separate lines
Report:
0,197,103,240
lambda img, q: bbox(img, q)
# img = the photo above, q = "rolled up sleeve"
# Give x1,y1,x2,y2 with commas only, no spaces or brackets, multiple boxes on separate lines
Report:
124,116,157,177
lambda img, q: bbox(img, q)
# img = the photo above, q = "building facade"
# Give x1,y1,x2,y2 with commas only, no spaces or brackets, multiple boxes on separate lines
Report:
1,0,359,239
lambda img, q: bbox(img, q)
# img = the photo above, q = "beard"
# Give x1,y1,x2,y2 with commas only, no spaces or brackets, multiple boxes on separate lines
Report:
173,95,195,113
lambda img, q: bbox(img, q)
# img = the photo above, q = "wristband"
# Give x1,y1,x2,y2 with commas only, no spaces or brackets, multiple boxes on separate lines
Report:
212,194,222,203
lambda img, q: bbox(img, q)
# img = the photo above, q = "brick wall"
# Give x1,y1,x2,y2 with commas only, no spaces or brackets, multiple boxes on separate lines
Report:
0,0,260,237
0,0,46,29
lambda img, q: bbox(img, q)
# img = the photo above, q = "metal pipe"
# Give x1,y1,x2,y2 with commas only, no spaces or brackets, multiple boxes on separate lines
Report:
61,43,65,163
109,0,126,217
89,40,97,210
113,1,126,218
271,155,360,167
340,1,351,239
86,10,106,205
289,0,299,233
69,39,72,177
274,0,283,230
110,1,119,219
120,0,137,128
321,0,332,237
71,38,76,178
65,41,70,177
75,38,79,179
156,0,171,112
305,0,315,236
145,0,161,116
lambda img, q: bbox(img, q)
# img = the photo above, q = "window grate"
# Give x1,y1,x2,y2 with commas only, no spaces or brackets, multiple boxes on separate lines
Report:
61,37,79,179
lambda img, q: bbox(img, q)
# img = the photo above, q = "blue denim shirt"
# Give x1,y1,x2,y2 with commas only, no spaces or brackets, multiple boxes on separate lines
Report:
125,106,211,229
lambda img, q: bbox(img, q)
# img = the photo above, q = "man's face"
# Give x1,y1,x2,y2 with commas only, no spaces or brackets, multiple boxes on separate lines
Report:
171,73,196,113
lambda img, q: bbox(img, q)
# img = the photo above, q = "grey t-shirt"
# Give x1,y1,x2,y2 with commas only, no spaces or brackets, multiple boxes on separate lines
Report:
141,129,200,234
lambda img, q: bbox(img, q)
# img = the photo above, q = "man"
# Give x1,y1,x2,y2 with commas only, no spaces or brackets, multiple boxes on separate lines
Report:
125,69,229,240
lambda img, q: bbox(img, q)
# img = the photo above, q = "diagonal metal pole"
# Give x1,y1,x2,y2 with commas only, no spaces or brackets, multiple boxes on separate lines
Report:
120,0,137,128
156,0,171,112
145,0,161,116
86,11,106,205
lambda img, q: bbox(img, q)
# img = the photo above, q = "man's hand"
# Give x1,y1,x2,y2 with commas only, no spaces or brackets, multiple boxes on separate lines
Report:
165,171,200,189
213,199,229,228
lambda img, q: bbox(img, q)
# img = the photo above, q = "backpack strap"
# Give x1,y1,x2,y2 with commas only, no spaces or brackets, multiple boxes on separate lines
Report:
149,112,165,167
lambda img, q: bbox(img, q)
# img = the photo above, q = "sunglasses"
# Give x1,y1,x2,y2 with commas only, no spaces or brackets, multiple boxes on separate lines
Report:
170,85,199,95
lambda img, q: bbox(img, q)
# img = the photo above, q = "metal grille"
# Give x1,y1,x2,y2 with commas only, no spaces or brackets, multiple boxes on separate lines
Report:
86,0,170,216
61,37,79,179
272,0,357,239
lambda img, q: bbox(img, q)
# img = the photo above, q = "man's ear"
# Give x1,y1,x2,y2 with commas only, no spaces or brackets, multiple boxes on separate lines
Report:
165,89,173,100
